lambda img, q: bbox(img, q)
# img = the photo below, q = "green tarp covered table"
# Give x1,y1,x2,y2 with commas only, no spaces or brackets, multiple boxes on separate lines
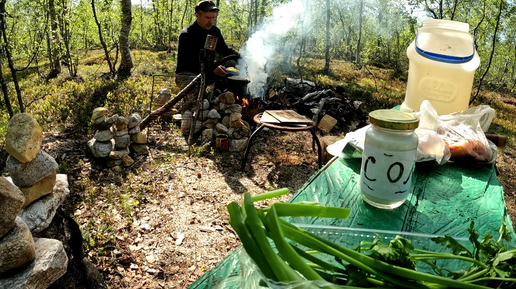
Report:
188,156,515,289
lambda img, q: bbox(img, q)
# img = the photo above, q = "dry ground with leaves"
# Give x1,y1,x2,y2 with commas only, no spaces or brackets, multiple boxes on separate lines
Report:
39,121,321,289
22,116,514,289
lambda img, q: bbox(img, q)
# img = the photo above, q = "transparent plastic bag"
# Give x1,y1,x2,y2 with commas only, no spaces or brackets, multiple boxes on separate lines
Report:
414,101,497,164
327,101,497,164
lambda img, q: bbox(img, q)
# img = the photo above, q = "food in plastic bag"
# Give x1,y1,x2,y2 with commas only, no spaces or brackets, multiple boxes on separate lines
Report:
446,139,492,162
414,100,497,163
327,101,497,164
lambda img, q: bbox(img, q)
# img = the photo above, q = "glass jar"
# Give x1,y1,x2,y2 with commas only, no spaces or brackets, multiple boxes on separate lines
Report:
359,110,419,209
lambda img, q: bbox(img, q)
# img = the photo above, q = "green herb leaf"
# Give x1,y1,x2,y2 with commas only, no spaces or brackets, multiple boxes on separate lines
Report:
432,235,473,258
498,220,513,244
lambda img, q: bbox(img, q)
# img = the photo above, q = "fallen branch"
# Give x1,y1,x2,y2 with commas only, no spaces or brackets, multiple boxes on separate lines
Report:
139,73,201,130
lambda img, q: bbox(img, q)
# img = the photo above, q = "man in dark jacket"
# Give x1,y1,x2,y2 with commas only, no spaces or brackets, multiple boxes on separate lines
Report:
175,0,238,91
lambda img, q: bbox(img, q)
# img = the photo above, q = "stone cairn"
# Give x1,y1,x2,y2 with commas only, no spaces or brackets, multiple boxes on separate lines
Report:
179,91,251,152
0,113,68,288
88,108,149,167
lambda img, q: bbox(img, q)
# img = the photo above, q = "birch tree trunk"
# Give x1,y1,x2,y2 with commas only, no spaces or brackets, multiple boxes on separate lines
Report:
118,0,134,78
48,0,62,79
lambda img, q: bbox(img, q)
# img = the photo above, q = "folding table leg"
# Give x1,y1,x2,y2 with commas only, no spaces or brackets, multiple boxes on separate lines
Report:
241,124,266,171
309,129,322,169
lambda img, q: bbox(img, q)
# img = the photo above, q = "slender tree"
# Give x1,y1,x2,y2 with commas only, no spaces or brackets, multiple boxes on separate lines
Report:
180,0,189,30
48,0,62,79
168,0,175,50
0,0,12,118
471,0,505,104
260,0,267,26
60,0,77,77
356,0,364,64
91,0,116,77
0,47,13,118
0,0,23,113
118,0,133,77
323,0,331,73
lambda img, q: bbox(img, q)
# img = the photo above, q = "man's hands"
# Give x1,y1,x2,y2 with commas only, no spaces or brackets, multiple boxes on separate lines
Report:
213,65,229,77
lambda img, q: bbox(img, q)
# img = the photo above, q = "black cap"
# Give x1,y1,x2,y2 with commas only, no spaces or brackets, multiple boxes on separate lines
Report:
195,0,219,13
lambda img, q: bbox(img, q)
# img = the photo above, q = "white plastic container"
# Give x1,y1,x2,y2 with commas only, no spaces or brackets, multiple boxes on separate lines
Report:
401,19,480,115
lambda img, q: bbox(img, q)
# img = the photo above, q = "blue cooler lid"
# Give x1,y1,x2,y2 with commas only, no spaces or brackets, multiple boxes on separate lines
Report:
415,27,475,64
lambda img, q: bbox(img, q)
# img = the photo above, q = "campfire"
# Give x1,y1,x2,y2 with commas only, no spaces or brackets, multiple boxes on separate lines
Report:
154,77,366,152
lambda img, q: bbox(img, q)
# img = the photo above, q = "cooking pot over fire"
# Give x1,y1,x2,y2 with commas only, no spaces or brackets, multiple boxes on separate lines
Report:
227,76,250,97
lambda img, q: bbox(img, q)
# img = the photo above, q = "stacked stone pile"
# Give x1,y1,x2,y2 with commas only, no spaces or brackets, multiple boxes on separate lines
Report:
178,91,251,151
0,178,34,275
153,88,178,118
0,113,68,288
88,108,148,167
128,113,149,157
88,108,116,159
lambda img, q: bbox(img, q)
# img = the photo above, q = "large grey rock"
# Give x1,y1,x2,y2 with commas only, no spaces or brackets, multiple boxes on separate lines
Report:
127,113,141,129
0,177,25,239
215,123,229,134
0,217,35,274
87,139,113,158
0,238,68,289
18,174,70,234
6,150,59,187
93,129,113,142
114,128,128,137
207,109,221,119
203,118,218,129
225,104,243,114
105,114,118,125
128,125,141,134
93,115,105,125
114,134,131,149
229,138,249,152
5,113,42,163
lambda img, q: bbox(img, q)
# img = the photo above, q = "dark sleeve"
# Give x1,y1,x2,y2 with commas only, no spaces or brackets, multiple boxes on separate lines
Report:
214,29,238,57
176,31,199,74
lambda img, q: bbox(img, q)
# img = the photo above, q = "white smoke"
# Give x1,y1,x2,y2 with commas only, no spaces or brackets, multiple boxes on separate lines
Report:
237,0,311,99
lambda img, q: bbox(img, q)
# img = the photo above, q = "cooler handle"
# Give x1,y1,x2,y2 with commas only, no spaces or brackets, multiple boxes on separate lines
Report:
415,29,475,64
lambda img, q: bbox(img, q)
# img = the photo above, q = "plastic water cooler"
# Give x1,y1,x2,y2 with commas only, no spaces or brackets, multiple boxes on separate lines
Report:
401,19,480,115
